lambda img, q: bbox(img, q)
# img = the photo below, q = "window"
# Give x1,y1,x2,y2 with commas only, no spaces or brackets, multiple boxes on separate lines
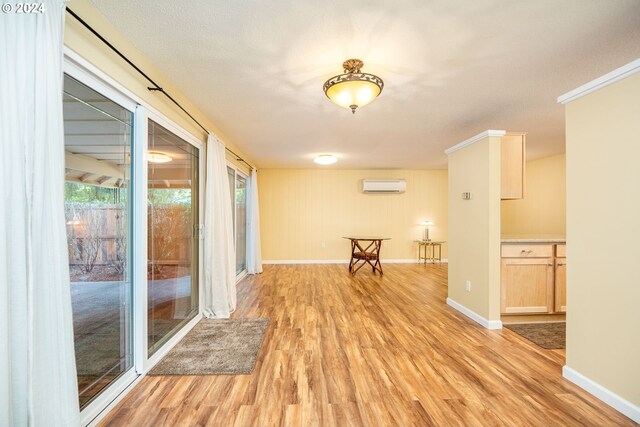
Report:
235,174,247,274
227,166,248,275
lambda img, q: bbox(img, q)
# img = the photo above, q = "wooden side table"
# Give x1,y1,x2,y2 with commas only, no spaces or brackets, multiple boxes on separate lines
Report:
415,240,445,264
343,236,391,275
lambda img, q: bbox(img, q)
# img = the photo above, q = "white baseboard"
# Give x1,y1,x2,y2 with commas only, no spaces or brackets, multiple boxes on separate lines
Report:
263,259,448,265
446,297,502,330
563,366,640,423
263,259,348,264
388,259,449,264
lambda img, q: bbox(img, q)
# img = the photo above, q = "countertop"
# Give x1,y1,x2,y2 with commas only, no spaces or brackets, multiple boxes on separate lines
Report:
501,235,566,243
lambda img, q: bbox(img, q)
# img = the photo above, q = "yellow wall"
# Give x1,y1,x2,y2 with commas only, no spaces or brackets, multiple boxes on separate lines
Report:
64,0,253,174
447,135,502,321
501,154,566,236
565,72,640,407
258,169,448,261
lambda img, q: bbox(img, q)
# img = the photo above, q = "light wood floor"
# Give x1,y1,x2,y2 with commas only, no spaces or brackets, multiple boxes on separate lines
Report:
100,264,637,426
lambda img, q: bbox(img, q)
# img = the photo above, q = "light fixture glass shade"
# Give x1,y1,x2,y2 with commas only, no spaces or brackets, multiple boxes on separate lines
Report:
323,59,383,114
420,220,435,226
147,151,173,163
314,154,338,165
325,77,382,111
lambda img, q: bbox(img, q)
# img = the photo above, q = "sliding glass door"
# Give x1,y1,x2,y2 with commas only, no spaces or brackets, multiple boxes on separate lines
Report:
63,75,133,408
147,119,200,355
235,174,247,274
63,66,203,418
227,166,248,275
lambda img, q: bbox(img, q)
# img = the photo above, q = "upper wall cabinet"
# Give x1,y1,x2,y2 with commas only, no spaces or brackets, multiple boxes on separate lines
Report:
501,133,526,199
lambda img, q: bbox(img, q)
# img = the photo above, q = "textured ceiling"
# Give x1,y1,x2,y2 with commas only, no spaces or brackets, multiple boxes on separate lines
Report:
90,0,640,168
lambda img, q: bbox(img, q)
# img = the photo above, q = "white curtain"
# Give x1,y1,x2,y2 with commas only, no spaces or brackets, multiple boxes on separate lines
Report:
247,169,263,274
0,1,81,426
203,134,237,318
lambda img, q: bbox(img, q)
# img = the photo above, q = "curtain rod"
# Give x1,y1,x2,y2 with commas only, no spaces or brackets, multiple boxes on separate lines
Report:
66,7,256,171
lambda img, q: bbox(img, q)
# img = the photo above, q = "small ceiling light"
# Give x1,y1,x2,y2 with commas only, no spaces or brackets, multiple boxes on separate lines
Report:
323,59,384,114
314,154,338,165
147,151,173,163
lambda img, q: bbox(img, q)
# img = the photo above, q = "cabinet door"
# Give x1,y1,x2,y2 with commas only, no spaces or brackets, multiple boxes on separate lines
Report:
554,258,567,312
501,258,554,314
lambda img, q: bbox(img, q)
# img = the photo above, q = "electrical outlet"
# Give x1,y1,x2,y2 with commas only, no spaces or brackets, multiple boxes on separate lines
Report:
321,242,326,248
465,280,471,292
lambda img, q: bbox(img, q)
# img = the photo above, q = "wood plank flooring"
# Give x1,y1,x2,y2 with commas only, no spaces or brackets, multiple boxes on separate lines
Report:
100,264,637,426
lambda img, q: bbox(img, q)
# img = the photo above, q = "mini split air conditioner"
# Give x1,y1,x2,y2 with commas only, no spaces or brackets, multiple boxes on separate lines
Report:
362,179,407,193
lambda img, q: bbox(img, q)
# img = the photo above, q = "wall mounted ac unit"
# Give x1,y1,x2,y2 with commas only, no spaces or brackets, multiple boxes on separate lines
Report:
362,179,407,193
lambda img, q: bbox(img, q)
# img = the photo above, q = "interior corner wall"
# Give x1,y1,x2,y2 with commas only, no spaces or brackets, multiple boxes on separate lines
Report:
501,154,566,236
565,72,640,408
258,169,448,261
447,136,501,321
64,0,255,171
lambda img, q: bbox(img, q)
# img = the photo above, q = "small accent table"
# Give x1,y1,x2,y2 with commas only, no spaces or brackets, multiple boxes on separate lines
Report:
415,240,445,264
343,236,391,275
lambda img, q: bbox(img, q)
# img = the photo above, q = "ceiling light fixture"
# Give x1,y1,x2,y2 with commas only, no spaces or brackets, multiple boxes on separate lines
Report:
314,154,338,165
147,151,173,163
323,59,384,114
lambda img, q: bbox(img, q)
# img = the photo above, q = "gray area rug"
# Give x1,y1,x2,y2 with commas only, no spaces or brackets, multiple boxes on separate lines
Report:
505,322,566,349
148,318,270,375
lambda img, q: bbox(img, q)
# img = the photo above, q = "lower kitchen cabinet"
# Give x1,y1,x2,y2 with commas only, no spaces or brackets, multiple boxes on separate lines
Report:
501,257,554,314
501,242,566,315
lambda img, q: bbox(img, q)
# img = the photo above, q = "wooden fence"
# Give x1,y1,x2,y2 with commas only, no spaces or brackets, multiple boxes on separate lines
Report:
65,204,193,272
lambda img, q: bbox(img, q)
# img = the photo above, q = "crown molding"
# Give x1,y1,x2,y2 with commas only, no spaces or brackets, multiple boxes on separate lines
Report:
444,130,506,155
557,58,640,104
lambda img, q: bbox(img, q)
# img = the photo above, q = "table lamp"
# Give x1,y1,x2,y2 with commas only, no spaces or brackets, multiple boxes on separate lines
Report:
420,220,434,241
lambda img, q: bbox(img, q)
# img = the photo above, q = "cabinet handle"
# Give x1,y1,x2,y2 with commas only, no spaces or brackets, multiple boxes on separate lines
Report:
547,263,553,267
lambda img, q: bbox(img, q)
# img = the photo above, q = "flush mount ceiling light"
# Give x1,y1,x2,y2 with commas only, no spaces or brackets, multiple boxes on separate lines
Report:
147,151,173,163
323,59,384,114
313,154,338,165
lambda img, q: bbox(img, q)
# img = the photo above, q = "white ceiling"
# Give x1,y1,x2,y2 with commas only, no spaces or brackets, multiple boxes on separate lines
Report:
90,0,640,169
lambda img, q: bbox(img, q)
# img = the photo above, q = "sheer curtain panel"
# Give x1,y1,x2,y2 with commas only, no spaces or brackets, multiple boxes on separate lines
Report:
247,169,263,274
203,135,237,318
0,1,81,426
